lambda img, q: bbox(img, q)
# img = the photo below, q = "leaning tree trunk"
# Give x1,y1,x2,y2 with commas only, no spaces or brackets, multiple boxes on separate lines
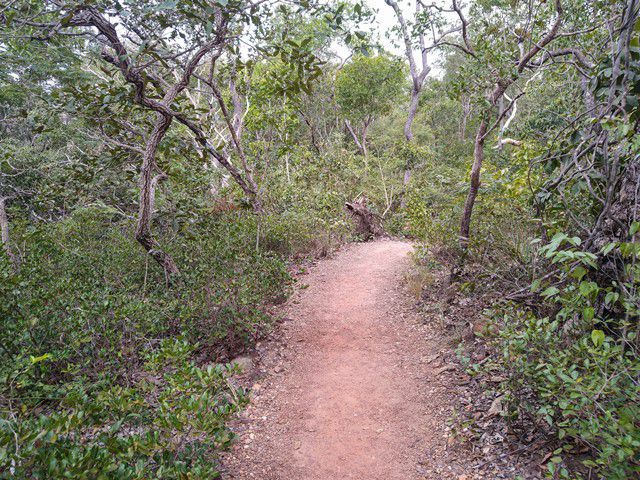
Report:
135,113,180,278
459,118,489,250
345,118,372,157
344,120,365,156
361,118,371,158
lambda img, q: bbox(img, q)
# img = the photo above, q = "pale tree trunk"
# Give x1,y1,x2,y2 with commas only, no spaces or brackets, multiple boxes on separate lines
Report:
400,88,420,206
496,96,505,151
345,119,370,157
361,117,372,157
404,87,420,142
459,96,471,140
403,168,412,188
385,0,432,208
0,196,16,266
581,74,597,117
207,63,264,213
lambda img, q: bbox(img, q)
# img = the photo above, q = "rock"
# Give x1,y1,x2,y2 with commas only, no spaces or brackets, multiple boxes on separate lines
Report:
231,356,253,372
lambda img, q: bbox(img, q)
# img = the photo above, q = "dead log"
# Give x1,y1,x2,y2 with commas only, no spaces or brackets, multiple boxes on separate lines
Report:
345,196,385,240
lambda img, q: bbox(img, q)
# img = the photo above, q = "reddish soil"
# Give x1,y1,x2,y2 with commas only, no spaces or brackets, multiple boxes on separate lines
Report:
222,240,492,479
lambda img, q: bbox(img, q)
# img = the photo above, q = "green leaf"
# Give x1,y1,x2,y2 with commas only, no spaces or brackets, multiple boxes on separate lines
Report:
601,242,617,255
579,281,598,297
30,353,52,364
604,291,619,305
570,266,587,280
591,329,605,347
583,307,594,322
530,278,541,292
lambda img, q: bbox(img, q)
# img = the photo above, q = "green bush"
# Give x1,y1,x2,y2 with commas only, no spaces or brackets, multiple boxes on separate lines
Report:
0,205,296,478
0,338,246,479
0,150,372,476
487,233,640,479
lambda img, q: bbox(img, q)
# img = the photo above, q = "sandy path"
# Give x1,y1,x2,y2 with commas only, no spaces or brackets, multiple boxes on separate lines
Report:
223,240,467,479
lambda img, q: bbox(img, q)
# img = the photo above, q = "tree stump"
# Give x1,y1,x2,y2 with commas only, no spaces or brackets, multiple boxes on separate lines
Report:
345,196,385,240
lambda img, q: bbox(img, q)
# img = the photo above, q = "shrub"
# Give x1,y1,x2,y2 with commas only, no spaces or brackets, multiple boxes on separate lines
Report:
0,205,294,478
487,232,640,479
0,338,247,479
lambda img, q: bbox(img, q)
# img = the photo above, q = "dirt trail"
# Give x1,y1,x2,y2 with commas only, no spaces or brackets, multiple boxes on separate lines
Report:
223,240,471,479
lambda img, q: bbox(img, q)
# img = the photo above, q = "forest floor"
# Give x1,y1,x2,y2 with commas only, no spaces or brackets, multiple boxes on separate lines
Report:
221,239,530,479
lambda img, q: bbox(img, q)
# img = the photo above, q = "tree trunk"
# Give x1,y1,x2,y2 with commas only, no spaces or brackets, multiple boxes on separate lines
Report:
345,119,366,156
403,168,412,187
300,110,321,153
581,74,597,118
459,96,471,140
400,168,412,209
135,113,180,277
590,158,639,253
0,197,16,266
459,118,488,249
399,87,420,208
361,117,372,158
404,87,420,142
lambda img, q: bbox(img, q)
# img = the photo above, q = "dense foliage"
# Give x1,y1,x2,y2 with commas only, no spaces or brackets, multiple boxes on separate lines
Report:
0,0,638,478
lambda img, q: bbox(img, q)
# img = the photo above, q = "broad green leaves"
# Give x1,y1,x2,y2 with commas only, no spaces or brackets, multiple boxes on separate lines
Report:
591,329,605,347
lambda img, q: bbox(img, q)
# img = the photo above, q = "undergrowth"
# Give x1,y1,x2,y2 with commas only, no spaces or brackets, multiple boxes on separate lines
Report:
0,195,352,478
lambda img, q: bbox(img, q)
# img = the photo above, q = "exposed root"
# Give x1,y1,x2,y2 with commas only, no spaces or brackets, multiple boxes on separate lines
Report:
345,196,385,240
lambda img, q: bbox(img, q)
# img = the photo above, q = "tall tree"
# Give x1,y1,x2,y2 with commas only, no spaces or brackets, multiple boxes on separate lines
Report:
384,0,459,191
6,0,325,276
436,0,607,253
335,54,405,156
